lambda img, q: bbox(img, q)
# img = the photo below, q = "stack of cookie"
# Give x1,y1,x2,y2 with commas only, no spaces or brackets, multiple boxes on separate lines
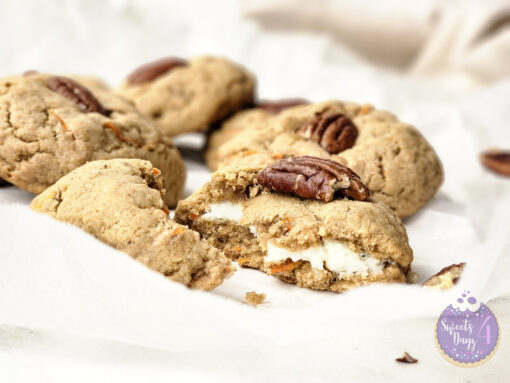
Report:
1,55,446,294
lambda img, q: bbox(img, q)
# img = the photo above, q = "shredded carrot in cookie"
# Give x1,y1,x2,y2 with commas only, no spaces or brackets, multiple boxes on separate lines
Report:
49,110,69,131
269,259,302,274
233,245,242,252
237,257,251,265
151,168,161,176
240,150,258,157
281,218,293,233
103,121,143,148
189,212,201,221
272,153,284,159
162,206,170,215
171,227,185,236
359,104,374,115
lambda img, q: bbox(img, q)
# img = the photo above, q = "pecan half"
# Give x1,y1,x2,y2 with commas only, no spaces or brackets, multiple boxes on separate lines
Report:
257,156,370,202
47,76,110,116
127,57,188,85
480,149,510,176
257,98,309,114
299,112,358,154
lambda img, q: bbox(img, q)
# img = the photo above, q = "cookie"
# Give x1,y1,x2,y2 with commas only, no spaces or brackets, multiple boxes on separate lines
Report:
31,159,234,290
205,98,309,170
216,100,443,218
175,157,413,292
118,56,256,137
0,73,185,207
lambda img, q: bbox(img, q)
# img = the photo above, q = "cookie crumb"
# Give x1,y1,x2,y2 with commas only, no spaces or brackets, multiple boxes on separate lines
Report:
245,291,266,306
396,351,418,364
406,271,419,284
423,263,466,290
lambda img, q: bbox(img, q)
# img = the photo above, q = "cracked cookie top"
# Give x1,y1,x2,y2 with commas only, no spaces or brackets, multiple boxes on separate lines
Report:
0,73,185,207
216,100,444,218
175,164,413,270
118,56,256,136
205,98,309,171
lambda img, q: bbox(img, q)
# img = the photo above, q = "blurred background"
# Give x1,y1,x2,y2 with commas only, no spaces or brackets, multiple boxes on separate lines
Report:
2,0,509,97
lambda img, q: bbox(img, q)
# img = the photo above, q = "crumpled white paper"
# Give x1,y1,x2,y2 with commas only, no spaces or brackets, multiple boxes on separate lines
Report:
1,80,510,352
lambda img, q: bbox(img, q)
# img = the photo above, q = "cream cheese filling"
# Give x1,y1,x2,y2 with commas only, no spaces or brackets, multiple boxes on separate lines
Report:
201,202,385,276
201,201,243,223
265,241,384,276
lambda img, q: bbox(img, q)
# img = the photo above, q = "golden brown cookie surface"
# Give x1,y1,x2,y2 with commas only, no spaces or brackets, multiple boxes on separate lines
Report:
205,99,309,170
0,73,185,207
31,159,233,290
119,56,255,136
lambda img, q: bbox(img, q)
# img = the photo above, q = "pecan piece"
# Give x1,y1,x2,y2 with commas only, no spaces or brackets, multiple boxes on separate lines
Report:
299,112,358,154
127,57,188,85
257,156,370,202
480,149,510,176
423,262,465,289
47,76,110,116
396,352,418,364
257,98,309,114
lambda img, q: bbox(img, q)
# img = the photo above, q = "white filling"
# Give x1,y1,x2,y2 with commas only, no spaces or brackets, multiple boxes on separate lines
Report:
265,240,384,277
201,202,243,223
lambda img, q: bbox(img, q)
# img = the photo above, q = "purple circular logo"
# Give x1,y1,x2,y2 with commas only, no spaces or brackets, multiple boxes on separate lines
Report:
435,291,500,366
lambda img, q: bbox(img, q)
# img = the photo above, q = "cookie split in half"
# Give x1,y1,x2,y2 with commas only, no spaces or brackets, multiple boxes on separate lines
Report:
31,159,233,290
215,100,444,218
175,158,414,292
118,56,256,136
0,73,186,207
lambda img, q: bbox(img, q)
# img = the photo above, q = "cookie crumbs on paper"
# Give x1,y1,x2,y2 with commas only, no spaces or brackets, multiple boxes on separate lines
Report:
245,291,266,306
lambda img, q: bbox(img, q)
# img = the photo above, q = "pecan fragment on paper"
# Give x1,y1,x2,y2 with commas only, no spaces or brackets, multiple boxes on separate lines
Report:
298,112,358,154
423,262,466,290
47,76,110,116
257,98,309,114
257,156,370,202
127,57,188,85
396,352,418,364
480,149,510,177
